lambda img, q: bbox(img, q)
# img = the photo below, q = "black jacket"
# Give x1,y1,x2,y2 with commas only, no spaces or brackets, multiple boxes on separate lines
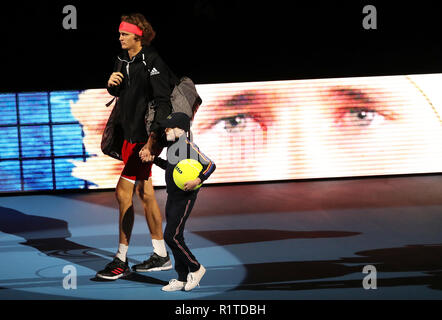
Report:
107,45,176,142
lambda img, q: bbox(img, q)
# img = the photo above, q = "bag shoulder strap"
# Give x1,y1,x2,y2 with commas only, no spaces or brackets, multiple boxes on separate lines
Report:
105,59,124,107
143,48,158,72
143,47,179,87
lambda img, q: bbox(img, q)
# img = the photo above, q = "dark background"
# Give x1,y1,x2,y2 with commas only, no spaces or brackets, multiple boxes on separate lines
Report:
1,0,442,93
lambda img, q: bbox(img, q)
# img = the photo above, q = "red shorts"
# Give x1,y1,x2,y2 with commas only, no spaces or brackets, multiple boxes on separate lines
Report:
121,140,153,182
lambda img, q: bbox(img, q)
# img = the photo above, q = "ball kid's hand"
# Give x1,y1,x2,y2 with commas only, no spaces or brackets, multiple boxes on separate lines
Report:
183,178,202,191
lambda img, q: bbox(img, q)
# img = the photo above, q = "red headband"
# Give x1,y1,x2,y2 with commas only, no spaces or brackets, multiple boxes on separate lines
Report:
119,21,143,36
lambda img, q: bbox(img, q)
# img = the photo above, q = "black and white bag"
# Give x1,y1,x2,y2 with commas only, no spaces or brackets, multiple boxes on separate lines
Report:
143,51,202,137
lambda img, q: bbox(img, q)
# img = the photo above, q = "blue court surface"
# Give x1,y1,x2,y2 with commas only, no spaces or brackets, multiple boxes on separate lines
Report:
0,174,442,300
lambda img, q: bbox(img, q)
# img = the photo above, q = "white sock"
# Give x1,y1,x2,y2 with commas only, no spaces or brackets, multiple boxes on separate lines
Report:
116,243,129,262
152,239,167,257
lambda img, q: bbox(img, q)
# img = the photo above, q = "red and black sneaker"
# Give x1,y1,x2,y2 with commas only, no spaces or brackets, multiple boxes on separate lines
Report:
96,257,130,280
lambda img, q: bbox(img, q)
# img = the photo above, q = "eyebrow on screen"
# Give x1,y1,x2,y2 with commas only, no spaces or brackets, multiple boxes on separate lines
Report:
194,91,276,132
327,87,399,120
330,88,375,105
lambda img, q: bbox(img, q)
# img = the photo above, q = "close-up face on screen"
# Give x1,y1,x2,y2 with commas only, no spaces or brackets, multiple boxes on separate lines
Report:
1,73,442,192
191,75,442,183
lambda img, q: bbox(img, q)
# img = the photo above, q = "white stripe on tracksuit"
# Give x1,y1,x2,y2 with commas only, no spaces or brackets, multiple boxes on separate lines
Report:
173,199,198,266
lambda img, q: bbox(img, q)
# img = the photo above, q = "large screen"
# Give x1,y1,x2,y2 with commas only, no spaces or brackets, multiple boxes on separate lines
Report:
1,74,442,192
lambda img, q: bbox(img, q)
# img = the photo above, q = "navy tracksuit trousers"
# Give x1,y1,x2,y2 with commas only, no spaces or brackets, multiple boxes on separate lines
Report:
164,194,201,282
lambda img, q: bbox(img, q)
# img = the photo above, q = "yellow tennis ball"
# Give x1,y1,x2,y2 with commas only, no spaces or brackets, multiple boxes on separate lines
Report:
173,159,203,191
